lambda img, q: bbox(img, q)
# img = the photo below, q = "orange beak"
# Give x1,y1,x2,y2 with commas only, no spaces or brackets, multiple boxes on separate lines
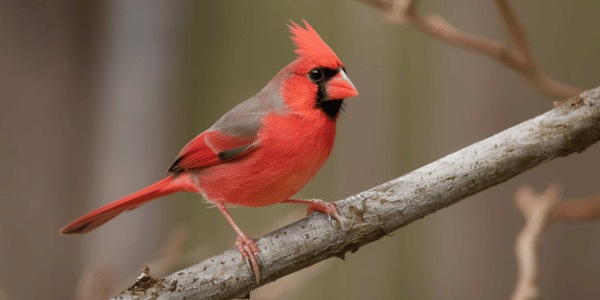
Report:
326,70,358,100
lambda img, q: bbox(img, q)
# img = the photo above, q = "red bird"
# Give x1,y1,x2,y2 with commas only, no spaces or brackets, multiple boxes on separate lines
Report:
61,20,358,282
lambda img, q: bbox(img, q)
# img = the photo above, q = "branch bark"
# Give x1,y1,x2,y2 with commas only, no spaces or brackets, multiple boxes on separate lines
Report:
112,87,600,300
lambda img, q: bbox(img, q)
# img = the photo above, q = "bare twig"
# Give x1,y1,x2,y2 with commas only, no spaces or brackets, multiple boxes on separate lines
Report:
360,0,584,99
511,184,600,300
494,0,530,61
551,192,600,221
110,87,600,299
511,184,561,300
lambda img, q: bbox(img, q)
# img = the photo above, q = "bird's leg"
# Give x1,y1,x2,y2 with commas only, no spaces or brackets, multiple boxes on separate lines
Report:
215,202,261,283
282,198,344,226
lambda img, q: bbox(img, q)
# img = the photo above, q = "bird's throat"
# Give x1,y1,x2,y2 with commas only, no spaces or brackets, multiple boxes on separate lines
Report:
315,83,344,119
317,99,344,120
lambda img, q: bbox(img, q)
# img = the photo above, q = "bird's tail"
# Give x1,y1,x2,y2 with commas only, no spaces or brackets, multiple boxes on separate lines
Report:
60,173,199,234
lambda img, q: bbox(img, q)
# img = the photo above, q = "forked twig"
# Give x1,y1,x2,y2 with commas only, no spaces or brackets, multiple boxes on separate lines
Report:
512,184,600,300
512,184,560,300
361,0,584,99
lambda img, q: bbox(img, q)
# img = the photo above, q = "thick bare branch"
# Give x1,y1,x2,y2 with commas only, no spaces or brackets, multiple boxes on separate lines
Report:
112,87,600,300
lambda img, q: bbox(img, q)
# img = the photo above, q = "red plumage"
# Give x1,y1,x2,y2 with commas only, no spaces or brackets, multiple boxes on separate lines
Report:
168,130,256,172
60,20,358,283
61,174,200,234
289,19,342,68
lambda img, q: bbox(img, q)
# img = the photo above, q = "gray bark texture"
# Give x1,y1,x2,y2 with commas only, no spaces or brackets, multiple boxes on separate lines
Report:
112,87,600,300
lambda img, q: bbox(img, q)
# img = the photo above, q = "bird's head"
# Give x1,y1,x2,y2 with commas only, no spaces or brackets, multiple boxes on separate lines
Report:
281,20,358,120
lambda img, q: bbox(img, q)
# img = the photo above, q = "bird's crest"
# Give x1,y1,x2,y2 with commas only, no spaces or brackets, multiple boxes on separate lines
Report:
289,19,342,68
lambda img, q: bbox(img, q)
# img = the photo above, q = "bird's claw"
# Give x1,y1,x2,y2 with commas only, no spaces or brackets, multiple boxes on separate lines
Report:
306,199,344,228
235,233,261,283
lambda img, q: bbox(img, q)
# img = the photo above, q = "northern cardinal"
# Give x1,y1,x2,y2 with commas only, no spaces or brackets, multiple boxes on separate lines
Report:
60,20,358,282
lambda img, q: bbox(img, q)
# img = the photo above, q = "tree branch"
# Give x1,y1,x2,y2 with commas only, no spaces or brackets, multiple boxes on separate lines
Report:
112,87,600,300
551,192,600,221
360,0,584,99
510,184,600,299
511,184,561,300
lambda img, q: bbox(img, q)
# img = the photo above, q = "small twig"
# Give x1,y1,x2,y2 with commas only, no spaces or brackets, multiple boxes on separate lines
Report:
361,0,584,99
551,192,600,221
511,184,600,300
494,0,532,62
512,184,560,300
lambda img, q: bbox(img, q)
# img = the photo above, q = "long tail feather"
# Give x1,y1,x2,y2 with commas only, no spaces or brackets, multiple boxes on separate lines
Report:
60,174,199,234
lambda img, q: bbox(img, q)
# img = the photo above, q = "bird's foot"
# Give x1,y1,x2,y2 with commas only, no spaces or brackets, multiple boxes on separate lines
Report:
306,199,344,227
235,233,261,283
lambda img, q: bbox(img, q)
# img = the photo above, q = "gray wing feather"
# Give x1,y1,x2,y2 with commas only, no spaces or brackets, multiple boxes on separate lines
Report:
210,75,288,137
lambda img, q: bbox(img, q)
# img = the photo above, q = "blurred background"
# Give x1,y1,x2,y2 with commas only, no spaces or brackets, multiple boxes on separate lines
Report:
1,1,600,299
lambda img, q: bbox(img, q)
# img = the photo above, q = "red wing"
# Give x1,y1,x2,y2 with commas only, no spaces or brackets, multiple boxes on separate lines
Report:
168,130,257,172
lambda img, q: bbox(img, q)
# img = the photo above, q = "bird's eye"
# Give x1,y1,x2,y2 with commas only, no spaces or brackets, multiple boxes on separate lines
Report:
308,68,324,83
